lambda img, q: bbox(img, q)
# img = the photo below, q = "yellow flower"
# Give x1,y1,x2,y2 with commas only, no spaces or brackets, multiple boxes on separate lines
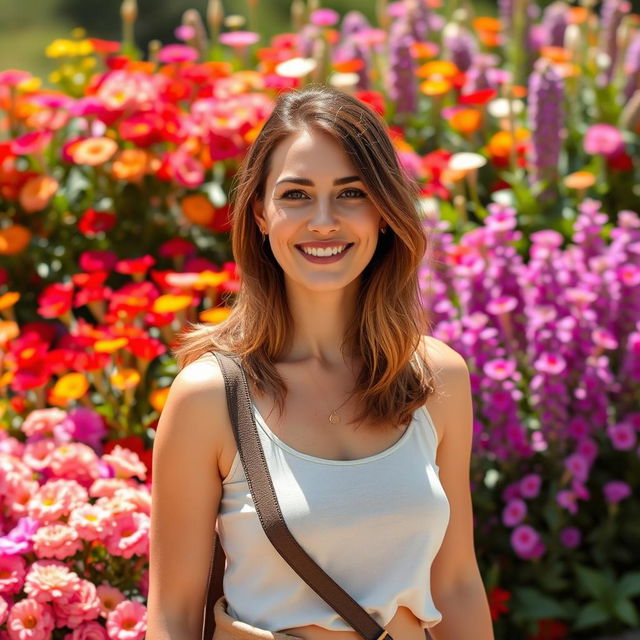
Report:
45,39,74,58
52,373,89,401
77,40,94,56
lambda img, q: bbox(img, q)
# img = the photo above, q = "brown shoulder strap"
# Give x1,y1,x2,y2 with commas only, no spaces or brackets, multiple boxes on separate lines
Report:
206,350,392,640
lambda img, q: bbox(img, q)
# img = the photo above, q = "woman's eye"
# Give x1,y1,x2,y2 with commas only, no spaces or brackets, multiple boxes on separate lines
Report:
280,189,308,199
339,188,367,198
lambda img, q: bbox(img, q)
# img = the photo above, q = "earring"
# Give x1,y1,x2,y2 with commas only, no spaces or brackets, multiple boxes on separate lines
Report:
380,226,387,234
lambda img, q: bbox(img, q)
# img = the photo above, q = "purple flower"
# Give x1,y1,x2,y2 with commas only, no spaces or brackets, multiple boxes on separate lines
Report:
519,473,542,499
584,124,625,157
607,422,637,450
564,453,591,482
511,525,545,559
557,489,578,514
559,526,582,549
542,1,568,47
0,517,39,555
527,58,564,195
623,33,640,101
68,407,107,453
598,0,632,86
387,18,417,115
219,31,260,48
603,480,632,503
502,499,527,527
175,25,196,42
444,25,476,72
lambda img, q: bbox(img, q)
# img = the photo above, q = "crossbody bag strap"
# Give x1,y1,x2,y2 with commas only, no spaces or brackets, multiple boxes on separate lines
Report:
211,350,393,640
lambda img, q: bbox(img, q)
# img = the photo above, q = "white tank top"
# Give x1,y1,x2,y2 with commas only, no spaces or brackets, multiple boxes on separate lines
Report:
217,401,450,633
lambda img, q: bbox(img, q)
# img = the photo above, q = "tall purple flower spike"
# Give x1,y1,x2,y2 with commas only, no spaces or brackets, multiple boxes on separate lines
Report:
541,1,568,48
527,59,565,198
387,17,418,116
598,0,631,87
623,32,640,102
444,25,477,73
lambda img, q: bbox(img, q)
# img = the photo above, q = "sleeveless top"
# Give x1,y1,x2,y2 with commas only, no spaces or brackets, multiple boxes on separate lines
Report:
216,400,451,633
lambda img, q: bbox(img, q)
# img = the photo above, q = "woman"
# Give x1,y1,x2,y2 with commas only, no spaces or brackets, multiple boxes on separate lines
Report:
146,86,494,640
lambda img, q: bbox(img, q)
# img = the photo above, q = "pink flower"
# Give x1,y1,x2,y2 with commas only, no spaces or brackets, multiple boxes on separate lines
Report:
23,560,80,603
101,446,147,481
0,596,8,626
21,408,71,441
96,71,161,112
564,453,590,482
49,442,101,484
576,437,598,462
556,489,578,514
607,422,637,450
157,44,198,64
559,527,581,549
510,525,545,559
163,150,204,188
310,8,340,26
106,601,147,640
4,475,39,519
484,358,517,381
32,523,83,560
603,480,631,504
68,505,114,541
219,31,260,48
519,473,542,499
6,598,55,640
10,131,53,156
96,586,125,619
28,479,89,524
89,479,137,500
138,570,149,600
502,499,527,527
22,440,56,471
53,580,101,629
0,556,27,596
0,70,33,87
174,25,195,41
64,621,109,640
583,123,625,157
103,512,149,559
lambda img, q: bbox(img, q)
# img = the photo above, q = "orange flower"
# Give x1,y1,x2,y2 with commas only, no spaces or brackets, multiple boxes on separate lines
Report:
0,320,19,345
333,59,364,73
473,17,501,32
420,78,452,96
449,108,483,134
416,60,459,79
69,137,118,166
110,368,141,390
568,7,589,24
0,291,19,311
478,31,501,47
564,171,595,189
410,42,438,59
52,372,89,401
0,224,31,255
153,294,193,313
196,271,230,289
200,306,232,324
487,129,530,158
540,46,572,63
19,175,59,213
149,386,170,413
181,194,216,226
111,149,156,182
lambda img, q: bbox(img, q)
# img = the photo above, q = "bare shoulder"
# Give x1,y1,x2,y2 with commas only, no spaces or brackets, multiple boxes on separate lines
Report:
154,352,230,477
418,336,471,447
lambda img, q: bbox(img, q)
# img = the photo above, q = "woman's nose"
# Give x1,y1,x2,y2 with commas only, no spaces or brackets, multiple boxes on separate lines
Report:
307,199,339,233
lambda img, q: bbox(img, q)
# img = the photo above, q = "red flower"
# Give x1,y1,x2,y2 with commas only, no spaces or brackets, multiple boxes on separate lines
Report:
528,619,569,640
487,586,511,621
355,90,386,117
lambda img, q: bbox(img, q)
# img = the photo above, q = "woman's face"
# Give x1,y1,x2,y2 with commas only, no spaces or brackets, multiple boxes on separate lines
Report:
253,127,383,294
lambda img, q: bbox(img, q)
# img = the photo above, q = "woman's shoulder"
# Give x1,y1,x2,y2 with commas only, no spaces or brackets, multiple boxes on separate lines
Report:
419,335,468,371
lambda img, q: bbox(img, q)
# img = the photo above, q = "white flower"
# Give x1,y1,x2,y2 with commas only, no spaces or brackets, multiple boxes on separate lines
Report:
328,72,359,89
275,57,317,78
448,152,487,172
487,98,524,119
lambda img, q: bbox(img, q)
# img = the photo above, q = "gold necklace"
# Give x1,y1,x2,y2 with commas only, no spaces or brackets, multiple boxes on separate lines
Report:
304,362,357,424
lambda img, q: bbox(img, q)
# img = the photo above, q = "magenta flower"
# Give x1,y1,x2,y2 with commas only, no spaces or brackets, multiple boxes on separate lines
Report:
310,8,340,26
559,526,581,549
511,525,545,559
502,499,527,527
484,358,517,381
564,453,590,482
519,473,542,499
534,352,567,375
583,123,625,157
556,489,578,514
175,25,196,41
10,131,53,156
603,480,632,503
219,31,260,48
157,44,199,64
607,422,637,450
0,69,32,86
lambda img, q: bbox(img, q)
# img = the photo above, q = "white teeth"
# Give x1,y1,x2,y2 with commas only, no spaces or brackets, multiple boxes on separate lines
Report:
301,245,347,257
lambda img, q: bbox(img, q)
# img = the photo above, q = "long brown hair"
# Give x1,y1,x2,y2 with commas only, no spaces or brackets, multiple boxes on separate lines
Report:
172,85,436,428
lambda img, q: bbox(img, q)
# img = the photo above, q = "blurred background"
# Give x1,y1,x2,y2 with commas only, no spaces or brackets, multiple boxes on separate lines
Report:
1,0,498,78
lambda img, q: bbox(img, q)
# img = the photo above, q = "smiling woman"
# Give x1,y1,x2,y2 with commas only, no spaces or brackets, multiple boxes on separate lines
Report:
146,86,493,640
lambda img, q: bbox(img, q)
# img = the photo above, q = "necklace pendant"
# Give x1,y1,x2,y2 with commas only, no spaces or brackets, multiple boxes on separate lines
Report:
329,411,340,424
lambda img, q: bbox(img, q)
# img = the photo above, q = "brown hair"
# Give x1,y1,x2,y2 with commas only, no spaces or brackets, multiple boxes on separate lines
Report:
172,85,436,428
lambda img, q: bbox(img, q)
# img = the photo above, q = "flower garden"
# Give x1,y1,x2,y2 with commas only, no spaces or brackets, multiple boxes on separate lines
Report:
0,0,639,638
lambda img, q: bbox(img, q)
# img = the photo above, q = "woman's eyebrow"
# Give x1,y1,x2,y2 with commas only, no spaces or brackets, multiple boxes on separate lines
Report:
275,175,361,187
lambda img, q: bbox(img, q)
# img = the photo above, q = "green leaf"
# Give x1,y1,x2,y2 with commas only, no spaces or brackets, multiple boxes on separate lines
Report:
575,564,611,599
619,572,640,598
574,602,610,630
613,598,639,627
512,587,568,620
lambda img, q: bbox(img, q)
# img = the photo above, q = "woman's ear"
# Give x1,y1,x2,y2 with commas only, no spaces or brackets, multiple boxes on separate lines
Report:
252,197,266,233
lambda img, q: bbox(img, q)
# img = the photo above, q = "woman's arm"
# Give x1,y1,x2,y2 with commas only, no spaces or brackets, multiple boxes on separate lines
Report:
421,337,494,640
146,357,229,640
